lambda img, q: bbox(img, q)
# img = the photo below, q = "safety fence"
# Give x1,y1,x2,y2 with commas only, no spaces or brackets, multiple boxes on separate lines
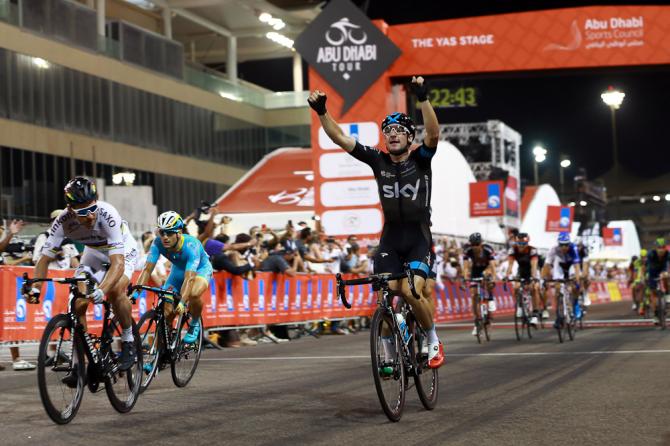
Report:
0,266,630,342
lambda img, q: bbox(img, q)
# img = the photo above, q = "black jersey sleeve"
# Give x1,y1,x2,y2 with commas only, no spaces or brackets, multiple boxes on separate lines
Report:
410,143,437,168
349,141,382,168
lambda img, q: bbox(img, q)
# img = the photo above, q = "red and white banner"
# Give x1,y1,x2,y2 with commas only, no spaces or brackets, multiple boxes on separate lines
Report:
603,227,623,246
469,181,505,217
545,205,574,232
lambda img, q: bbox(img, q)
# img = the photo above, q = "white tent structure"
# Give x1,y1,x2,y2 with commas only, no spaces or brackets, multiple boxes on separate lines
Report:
589,220,641,261
431,141,507,243
519,184,562,250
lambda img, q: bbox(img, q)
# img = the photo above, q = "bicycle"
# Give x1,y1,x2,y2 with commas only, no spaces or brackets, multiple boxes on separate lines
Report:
336,267,438,422
652,277,669,330
23,273,143,425
505,278,536,341
133,284,203,392
465,277,491,344
546,279,576,343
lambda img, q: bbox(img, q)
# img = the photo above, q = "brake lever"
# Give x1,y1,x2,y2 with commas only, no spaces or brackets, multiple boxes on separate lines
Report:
336,274,351,309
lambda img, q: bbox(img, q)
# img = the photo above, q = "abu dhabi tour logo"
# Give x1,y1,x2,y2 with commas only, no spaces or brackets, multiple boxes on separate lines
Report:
295,0,401,113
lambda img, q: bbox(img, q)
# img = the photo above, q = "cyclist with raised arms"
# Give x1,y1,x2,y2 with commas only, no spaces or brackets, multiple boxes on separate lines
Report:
505,232,540,326
25,177,139,371
463,232,498,336
308,76,444,369
133,211,213,346
645,238,669,324
541,232,582,329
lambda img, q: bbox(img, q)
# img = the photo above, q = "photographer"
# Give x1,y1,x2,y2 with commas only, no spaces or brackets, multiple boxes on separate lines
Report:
0,218,35,371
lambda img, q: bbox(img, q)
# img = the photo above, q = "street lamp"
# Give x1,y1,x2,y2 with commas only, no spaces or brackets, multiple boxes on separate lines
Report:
532,145,547,185
601,86,625,178
559,157,571,196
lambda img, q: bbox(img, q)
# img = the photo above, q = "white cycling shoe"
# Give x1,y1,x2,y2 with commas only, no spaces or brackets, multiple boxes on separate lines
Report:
583,295,592,306
515,307,523,317
542,310,550,319
471,326,478,336
530,316,539,326
488,300,497,312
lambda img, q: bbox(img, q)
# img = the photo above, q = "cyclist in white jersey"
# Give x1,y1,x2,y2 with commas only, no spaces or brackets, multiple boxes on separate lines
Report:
25,177,139,371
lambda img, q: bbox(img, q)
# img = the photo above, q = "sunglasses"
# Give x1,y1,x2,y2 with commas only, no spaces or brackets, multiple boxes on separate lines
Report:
158,229,180,237
73,203,98,217
382,124,410,135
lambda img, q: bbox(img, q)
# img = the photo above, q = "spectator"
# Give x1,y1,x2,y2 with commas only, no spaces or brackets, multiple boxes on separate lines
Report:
323,237,344,274
135,231,168,286
295,227,329,272
341,243,368,275
0,219,35,371
258,248,300,276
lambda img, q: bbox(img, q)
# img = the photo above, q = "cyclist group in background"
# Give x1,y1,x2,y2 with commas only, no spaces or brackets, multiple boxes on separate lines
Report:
629,238,670,324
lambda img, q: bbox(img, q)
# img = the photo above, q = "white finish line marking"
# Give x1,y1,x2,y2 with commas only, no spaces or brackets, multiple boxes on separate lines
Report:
200,350,670,361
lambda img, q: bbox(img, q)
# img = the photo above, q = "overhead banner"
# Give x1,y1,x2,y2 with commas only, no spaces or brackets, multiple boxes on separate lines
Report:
295,0,401,114
469,181,504,217
545,205,574,232
388,6,670,76
603,227,623,246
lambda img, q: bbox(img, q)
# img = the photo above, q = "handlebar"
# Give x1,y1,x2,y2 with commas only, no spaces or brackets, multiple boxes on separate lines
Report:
128,284,181,301
335,266,417,310
22,272,95,304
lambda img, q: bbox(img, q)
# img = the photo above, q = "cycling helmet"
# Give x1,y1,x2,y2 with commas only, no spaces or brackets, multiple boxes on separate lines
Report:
516,232,530,245
381,112,416,137
469,232,482,245
64,177,98,205
558,232,571,245
157,211,184,232
640,248,648,258
655,237,666,248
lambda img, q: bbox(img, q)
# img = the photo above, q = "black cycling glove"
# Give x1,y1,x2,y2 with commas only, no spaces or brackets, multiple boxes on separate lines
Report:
308,93,328,115
410,80,428,102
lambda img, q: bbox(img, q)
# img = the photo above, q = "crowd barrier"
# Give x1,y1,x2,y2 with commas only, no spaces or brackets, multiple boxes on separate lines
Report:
0,266,630,342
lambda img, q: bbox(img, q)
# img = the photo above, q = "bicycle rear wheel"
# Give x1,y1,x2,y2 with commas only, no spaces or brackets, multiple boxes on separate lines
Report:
483,315,491,342
370,307,405,422
37,314,86,425
137,309,161,393
104,318,142,413
407,313,438,410
171,313,203,387
514,298,522,341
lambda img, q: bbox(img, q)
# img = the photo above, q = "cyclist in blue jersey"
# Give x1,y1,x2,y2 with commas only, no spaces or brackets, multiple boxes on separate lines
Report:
308,76,444,369
541,232,582,329
132,211,213,344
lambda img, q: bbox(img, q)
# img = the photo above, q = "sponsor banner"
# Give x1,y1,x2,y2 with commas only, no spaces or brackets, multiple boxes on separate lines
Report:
505,175,519,220
0,267,633,341
321,208,383,236
320,179,379,207
469,181,504,217
545,205,574,232
318,122,379,149
387,6,670,76
295,0,401,114
603,227,623,246
319,152,373,179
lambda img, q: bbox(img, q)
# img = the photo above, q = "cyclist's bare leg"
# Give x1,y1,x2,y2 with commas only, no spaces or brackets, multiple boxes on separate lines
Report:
400,276,434,330
187,277,209,321
470,286,480,319
531,282,541,311
421,278,436,317
106,276,133,330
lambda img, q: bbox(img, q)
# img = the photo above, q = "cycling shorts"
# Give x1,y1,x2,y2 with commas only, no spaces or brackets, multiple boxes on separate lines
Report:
374,222,432,279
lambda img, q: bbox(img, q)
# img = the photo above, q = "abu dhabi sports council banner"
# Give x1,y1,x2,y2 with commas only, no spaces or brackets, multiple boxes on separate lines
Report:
603,227,623,246
469,181,504,217
388,6,670,77
545,205,574,232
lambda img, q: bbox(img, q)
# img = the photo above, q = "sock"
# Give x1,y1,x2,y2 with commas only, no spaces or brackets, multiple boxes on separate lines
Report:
427,324,439,344
381,337,395,362
121,327,134,343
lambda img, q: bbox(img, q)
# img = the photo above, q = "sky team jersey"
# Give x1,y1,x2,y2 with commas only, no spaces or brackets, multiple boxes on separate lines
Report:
148,233,212,277
646,250,670,277
42,201,129,257
349,141,436,224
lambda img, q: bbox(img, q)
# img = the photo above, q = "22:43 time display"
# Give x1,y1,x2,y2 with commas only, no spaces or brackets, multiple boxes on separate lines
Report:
419,87,478,108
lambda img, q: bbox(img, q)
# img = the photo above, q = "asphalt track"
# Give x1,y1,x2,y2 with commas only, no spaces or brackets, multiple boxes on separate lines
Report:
2,301,670,446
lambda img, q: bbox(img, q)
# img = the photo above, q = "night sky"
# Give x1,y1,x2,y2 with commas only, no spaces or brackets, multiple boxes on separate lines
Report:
243,0,670,187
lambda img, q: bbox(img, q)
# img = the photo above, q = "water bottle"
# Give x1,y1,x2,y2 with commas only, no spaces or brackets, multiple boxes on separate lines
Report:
395,313,410,344
574,299,582,319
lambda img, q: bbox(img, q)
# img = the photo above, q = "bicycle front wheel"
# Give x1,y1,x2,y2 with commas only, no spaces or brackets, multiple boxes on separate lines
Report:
658,295,667,330
370,307,405,422
407,313,438,410
171,313,203,387
104,318,143,413
137,309,161,393
37,314,86,425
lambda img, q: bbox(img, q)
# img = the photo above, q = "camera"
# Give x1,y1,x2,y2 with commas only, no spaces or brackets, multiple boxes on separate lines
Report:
199,200,214,214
